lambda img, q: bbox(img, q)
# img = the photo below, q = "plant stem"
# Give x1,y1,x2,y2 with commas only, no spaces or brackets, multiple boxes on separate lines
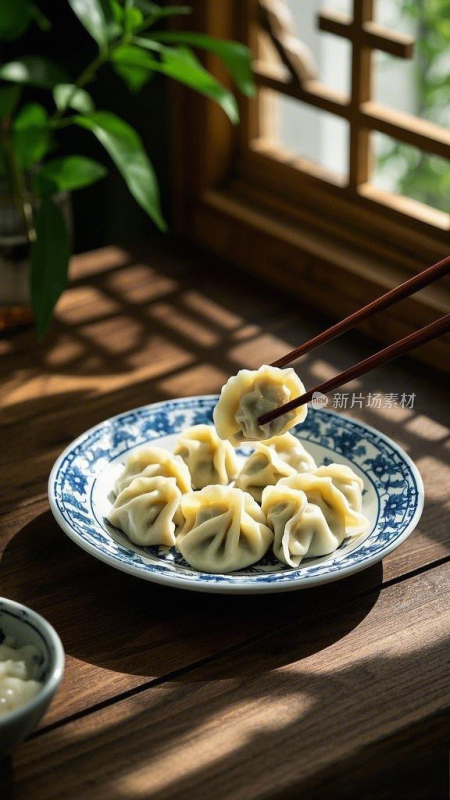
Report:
0,121,35,243
51,52,107,124
50,17,154,127
51,14,152,127
50,116,76,130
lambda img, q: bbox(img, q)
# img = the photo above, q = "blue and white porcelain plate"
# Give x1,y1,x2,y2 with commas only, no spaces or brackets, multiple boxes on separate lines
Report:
48,396,424,594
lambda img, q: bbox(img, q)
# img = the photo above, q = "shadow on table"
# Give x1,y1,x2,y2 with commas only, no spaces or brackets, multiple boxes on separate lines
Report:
2,600,448,799
2,509,449,799
1,509,381,681
0,241,323,381
1,241,449,552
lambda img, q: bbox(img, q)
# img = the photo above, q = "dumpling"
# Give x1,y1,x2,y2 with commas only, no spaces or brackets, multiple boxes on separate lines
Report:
174,424,238,489
314,463,364,512
278,473,369,537
262,484,341,566
108,476,181,547
263,472,369,567
234,443,297,503
176,485,273,573
213,365,307,445
114,445,191,496
260,432,317,472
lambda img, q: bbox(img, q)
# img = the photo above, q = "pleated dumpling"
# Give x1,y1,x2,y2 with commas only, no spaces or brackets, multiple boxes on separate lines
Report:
114,445,191,496
108,476,181,547
261,432,317,472
176,485,273,573
314,463,364,512
213,365,307,445
262,484,344,566
234,443,297,504
278,473,369,538
174,424,238,489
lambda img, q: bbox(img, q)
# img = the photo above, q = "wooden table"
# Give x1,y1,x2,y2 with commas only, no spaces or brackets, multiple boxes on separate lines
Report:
1,243,449,799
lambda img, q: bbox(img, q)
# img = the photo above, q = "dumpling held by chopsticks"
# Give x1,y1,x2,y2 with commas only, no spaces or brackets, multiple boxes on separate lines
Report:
213,365,307,446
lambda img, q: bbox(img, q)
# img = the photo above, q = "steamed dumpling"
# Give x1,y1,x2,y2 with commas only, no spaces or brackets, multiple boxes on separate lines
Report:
176,485,273,573
314,463,364,512
260,432,317,472
174,424,238,489
234,443,297,503
262,484,342,566
114,445,191,496
213,365,307,445
108,476,182,547
278,473,369,537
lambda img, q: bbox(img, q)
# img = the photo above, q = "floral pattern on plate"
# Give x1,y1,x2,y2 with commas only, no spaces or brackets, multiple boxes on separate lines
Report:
48,396,423,593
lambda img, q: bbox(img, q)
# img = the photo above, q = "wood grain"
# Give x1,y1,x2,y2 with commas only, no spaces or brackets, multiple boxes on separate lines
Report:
1,245,449,799
8,563,450,800
0,492,448,730
1,245,449,508
261,314,450,425
236,146,450,261
270,255,450,367
194,189,450,371
171,0,450,380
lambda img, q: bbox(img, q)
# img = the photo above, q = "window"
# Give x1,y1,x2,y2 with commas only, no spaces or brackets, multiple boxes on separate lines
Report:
171,0,450,370
253,0,449,224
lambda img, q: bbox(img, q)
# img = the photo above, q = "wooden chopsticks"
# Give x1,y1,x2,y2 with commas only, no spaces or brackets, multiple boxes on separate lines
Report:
271,255,450,368
258,256,450,427
259,313,450,425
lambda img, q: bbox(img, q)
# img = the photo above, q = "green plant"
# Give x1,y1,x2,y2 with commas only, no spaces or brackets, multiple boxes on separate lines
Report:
375,0,450,213
0,0,254,337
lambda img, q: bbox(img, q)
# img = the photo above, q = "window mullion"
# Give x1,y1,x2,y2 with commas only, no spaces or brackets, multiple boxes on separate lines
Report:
348,0,374,190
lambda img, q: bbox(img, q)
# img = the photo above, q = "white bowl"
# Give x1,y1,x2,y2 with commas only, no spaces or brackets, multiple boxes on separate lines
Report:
0,598,65,759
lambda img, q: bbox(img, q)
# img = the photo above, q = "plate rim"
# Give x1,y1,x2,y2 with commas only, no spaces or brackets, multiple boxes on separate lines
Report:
48,396,424,594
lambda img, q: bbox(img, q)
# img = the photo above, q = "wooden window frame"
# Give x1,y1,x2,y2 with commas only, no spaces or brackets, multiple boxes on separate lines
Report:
170,0,450,371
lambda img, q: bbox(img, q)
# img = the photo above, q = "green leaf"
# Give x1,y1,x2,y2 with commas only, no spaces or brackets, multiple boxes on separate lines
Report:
67,0,120,49
135,43,239,123
151,32,255,96
110,0,124,24
30,3,52,32
0,0,34,41
110,45,154,92
111,41,239,119
74,111,166,230
131,2,192,24
0,85,21,119
35,156,107,194
30,196,71,339
13,103,50,170
0,56,68,88
123,4,144,33
53,83,95,114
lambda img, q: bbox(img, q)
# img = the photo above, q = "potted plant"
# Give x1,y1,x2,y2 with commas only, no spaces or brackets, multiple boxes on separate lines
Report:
0,0,254,337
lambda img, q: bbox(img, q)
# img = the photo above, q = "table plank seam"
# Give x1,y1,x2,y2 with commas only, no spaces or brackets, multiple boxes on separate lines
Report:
27,550,450,743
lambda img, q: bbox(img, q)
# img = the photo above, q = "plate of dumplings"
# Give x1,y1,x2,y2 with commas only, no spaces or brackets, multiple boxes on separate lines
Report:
49,367,424,593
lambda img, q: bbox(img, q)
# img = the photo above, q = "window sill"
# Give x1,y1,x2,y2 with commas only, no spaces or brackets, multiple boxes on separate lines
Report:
189,187,450,372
